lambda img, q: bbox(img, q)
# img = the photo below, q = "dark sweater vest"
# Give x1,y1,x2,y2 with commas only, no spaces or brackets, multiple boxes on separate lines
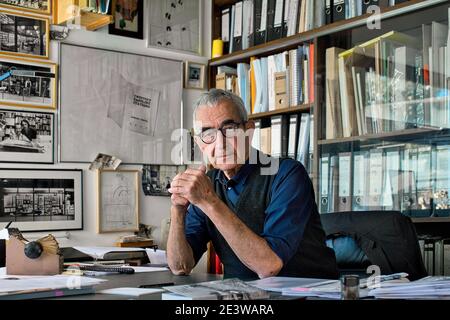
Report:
205,158,339,280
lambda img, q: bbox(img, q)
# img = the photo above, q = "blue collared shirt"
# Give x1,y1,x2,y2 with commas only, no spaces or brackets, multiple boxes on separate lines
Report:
184,158,314,266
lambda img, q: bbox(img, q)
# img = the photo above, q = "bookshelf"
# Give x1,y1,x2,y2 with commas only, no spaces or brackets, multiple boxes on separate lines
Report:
208,0,450,232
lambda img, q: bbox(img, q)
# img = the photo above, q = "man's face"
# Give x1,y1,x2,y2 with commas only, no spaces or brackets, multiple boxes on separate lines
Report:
194,100,254,171
22,122,28,129
15,124,21,133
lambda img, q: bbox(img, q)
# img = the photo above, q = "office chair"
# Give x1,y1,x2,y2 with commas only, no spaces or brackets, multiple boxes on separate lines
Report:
320,211,428,281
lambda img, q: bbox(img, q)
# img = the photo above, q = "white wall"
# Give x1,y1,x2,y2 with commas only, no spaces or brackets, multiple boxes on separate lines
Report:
0,0,211,260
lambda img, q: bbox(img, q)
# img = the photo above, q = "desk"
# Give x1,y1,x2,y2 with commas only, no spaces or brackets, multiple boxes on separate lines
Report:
54,270,223,300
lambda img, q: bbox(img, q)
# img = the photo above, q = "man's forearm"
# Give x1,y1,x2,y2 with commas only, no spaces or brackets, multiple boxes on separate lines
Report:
166,206,196,275
199,198,283,279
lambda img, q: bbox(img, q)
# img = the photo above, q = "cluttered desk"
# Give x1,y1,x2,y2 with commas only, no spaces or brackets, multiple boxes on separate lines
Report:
2,227,450,300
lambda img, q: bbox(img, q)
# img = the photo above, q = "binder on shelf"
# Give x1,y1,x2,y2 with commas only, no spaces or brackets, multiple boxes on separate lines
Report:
332,0,345,22
270,115,283,157
252,119,261,150
368,149,383,210
232,1,243,52
338,152,352,212
242,0,255,50
221,7,231,54
320,154,330,213
352,151,369,211
328,155,340,212
267,0,283,42
274,71,288,109
325,0,333,25
260,126,272,155
254,0,268,45
287,114,298,159
281,0,288,37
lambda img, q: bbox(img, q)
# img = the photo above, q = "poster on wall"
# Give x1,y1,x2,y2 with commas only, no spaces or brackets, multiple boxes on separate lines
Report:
59,43,183,164
0,169,83,232
0,109,54,163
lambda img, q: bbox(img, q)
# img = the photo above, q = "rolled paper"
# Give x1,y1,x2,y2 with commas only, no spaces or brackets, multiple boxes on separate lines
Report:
212,39,224,58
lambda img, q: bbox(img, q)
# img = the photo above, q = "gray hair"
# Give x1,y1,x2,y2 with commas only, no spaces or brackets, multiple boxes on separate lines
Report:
193,89,248,133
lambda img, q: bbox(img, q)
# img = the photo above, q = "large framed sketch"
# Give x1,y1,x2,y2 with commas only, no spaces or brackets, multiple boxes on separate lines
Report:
0,109,54,163
0,169,83,232
0,56,57,110
0,11,49,60
97,169,139,233
59,43,183,164
0,0,52,15
147,0,202,55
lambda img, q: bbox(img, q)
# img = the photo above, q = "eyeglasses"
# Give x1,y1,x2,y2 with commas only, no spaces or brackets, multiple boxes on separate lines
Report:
198,121,246,144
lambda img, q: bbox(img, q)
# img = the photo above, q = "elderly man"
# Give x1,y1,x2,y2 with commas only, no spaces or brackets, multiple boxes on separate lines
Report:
167,89,338,280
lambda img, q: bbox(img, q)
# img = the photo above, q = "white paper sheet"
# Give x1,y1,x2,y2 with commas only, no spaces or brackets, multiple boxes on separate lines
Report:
146,249,167,265
99,287,164,297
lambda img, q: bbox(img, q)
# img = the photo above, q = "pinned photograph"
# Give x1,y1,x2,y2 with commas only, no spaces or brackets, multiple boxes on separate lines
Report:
89,153,122,171
0,169,83,232
0,0,51,15
0,109,54,164
0,56,57,109
0,11,50,59
142,164,186,196
184,61,205,89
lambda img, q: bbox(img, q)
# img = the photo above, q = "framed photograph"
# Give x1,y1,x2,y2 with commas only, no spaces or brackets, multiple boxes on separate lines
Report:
184,61,205,89
142,164,186,196
59,43,183,164
148,0,202,55
0,109,54,164
97,169,139,233
0,0,52,15
0,169,83,232
0,56,57,110
0,11,50,60
108,0,144,39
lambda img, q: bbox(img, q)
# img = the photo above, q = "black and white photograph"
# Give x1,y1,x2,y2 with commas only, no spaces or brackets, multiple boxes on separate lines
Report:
0,11,49,59
0,169,83,232
0,56,56,109
0,109,54,163
89,153,122,171
0,0,51,15
142,164,186,196
184,61,205,89
148,0,202,55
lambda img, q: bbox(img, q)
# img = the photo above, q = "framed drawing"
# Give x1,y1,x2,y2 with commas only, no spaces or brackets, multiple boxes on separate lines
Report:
142,164,186,196
97,169,139,233
0,0,52,15
148,0,202,55
0,56,57,110
109,0,144,39
184,61,206,89
0,169,83,232
0,109,54,163
59,43,183,164
0,11,50,60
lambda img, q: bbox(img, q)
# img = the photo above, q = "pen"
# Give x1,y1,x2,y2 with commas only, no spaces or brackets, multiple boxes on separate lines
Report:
5,221,12,229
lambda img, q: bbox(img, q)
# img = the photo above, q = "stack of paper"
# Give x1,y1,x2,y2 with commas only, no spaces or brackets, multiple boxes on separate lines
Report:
369,276,450,299
248,276,342,299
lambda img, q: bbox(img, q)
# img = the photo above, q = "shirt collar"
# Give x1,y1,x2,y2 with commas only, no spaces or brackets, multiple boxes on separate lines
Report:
215,159,254,188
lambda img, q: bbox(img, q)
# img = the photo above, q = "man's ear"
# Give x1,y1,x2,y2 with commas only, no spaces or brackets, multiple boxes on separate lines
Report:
246,120,256,130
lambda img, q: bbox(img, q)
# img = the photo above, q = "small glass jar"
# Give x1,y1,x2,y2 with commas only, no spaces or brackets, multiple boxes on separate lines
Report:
341,275,360,300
